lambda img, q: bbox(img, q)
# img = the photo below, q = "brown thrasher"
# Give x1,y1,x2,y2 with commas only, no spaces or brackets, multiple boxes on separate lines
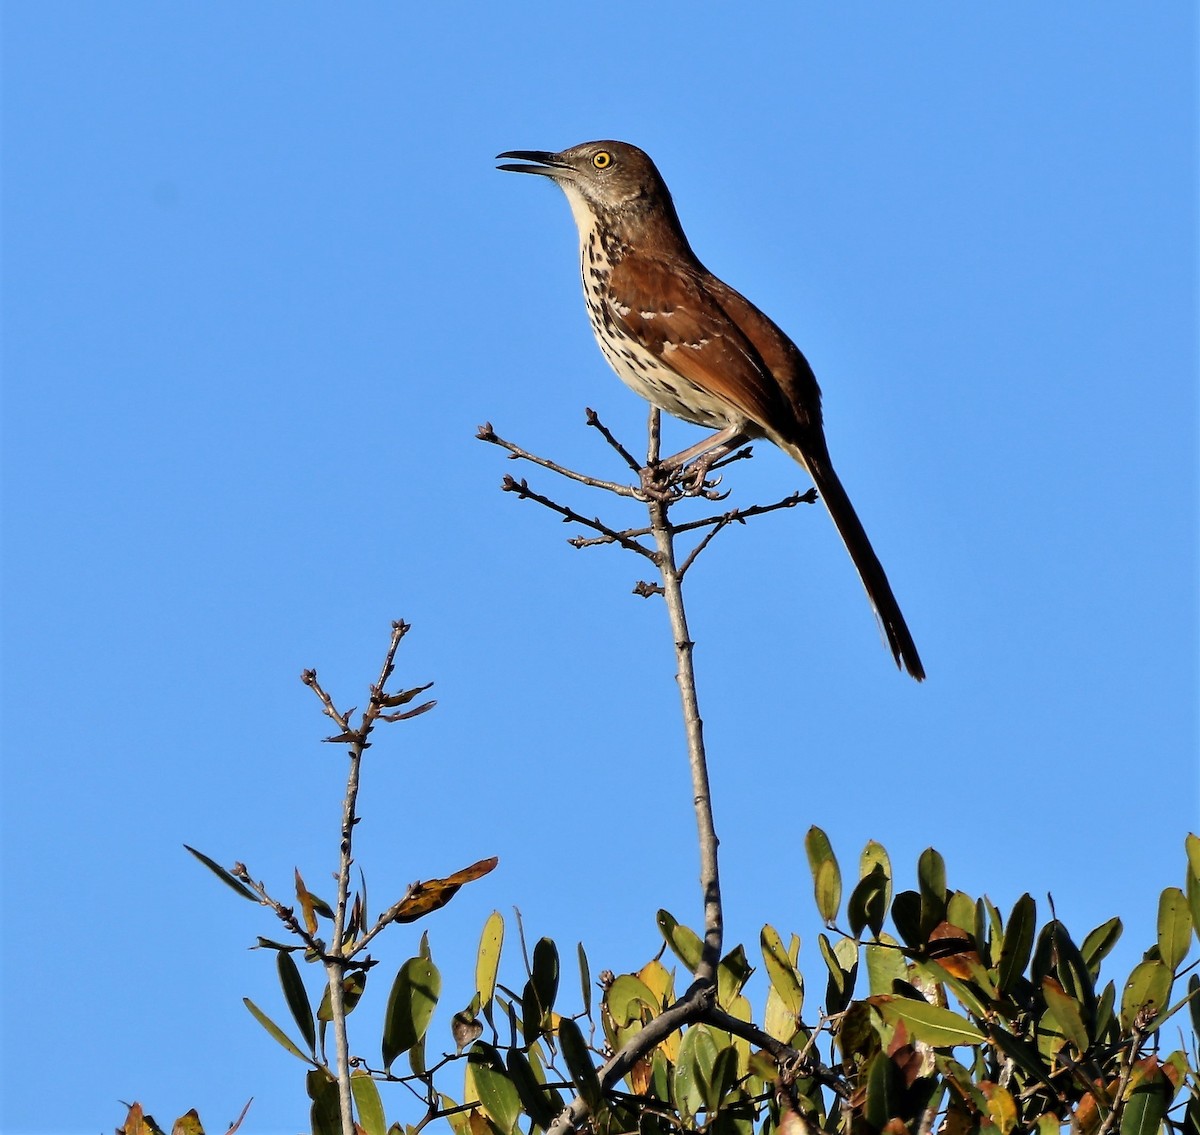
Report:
497,140,924,681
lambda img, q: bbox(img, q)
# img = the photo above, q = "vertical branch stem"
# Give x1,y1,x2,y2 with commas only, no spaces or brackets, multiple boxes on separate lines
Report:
645,412,723,982
329,736,363,1135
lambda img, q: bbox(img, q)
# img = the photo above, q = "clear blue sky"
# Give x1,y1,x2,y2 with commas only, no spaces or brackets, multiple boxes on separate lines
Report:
3,5,1196,1133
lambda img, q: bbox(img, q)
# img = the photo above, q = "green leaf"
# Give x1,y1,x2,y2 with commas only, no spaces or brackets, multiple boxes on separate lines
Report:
1095,980,1117,1039
1157,887,1191,971
557,1016,601,1112
276,950,316,1057
1041,978,1090,1055
865,937,908,996
183,845,258,902
946,891,975,933
1187,833,1200,885
819,934,857,1014
1081,917,1123,974
891,890,921,948
856,844,891,937
467,1042,521,1135
1186,1094,1200,1135
382,956,442,1070
998,894,1036,992
1120,1062,1168,1135
578,942,592,1018
864,1049,899,1132
307,1068,340,1135
1187,867,1200,944
650,1047,671,1103
1050,924,1095,1022
847,866,889,940
675,1025,719,1117
524,937,559,1036
351,1071,387,1135
657,910,703,972
475,911,504,1006
606,973,659,1027
1120,960,1171,1030
707,1045,740,1112
506,1046,561,1130
717,944,753,1007
806,827,842,924
761,925,803,1014
317,969,366,1022
244,996,311,1063
917,848,948,937
409,1033,427,1076
860,840,892,885
874,996,984,1047
979,896,1003,966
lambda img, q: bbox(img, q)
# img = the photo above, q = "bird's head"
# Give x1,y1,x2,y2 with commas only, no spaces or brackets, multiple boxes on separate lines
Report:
497,140,684,246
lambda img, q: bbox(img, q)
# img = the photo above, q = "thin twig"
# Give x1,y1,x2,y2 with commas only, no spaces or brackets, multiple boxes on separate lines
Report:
585,407,644,474
478,423,643,497
570,491,813,551
501,475,657,560
350,882,419,956
229,867,325,955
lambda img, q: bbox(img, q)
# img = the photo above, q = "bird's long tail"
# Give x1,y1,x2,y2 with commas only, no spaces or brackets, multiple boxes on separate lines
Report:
784,440,925,681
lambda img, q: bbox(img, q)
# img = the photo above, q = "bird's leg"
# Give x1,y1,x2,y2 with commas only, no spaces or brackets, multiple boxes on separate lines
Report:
640,425,751,497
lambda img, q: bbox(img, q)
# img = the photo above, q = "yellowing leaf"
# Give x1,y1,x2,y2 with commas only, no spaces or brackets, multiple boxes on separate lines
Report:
872,996,984,1047
475,911,503,1005
981,1084,1017,1135
295,868,318,937
762,924,804,1014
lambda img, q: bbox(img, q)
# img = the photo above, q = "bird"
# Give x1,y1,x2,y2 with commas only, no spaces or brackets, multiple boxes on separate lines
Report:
496,140,924,681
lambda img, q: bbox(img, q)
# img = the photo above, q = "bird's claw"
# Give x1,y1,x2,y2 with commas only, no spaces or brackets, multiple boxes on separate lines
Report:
636,458,726,502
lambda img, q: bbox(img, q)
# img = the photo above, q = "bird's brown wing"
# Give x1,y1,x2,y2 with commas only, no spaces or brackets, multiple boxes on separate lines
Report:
606,254,795,432
701,274,823,434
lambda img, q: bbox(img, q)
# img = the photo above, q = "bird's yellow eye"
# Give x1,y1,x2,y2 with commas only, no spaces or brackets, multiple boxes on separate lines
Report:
592,150,613,169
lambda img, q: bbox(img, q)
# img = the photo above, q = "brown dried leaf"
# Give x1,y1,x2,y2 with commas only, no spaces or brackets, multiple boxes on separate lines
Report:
295,868,318,936
926,921,981,980
392,858,499,924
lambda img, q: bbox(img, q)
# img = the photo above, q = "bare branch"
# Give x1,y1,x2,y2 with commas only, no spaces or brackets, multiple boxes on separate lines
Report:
501,475,658,560
229,865,325,955
585,407,644,474
301,669,352,735
478,422,643,497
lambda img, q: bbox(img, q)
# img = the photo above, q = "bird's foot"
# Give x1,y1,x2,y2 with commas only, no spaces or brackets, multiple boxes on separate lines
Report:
636,456,729,502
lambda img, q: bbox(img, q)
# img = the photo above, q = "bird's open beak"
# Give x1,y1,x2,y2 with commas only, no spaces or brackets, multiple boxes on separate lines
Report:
496,150,573,178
